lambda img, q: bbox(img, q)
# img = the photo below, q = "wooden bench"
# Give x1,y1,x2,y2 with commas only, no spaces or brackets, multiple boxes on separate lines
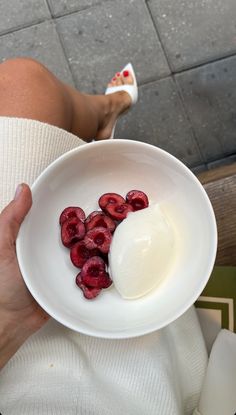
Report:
195,165,236,350
198,164,236,266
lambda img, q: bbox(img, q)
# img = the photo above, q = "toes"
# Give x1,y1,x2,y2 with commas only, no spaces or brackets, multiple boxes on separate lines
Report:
107,69,134,89
121,70,133,85
108,73,123,88
111,76,117,86
115,72,122,86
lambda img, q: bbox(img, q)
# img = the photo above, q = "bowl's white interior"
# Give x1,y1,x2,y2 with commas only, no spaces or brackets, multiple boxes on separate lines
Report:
17,140,217,338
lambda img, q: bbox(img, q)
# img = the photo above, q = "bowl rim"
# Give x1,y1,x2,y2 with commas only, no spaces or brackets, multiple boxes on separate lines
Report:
17,139,218,338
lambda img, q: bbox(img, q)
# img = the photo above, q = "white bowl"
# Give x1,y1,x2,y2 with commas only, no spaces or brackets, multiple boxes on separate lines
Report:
17,139,217,339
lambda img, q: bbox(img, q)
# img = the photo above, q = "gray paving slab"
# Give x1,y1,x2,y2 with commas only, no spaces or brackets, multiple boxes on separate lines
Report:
0,0,50,35
47,0,108,17
147,0,236,71
191,165,207,175
207,154,236,170
115,78,203,168
56,0,170,93
176,56,236,162
0,21,73,85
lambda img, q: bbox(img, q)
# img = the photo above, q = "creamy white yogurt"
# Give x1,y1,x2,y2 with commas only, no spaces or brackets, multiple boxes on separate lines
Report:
109,204,175,299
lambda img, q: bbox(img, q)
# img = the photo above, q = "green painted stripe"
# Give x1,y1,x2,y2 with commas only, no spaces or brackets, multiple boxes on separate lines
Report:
195,266,236,331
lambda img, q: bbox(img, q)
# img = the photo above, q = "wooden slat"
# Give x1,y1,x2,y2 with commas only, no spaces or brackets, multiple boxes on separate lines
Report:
197,164,236,266
198,163,236,185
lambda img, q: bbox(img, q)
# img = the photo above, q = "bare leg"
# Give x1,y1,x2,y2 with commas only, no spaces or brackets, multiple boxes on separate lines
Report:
0,58,133,141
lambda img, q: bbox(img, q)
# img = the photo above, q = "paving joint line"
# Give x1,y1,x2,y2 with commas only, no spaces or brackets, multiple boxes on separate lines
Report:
145,0,173,74
0,20,51,37
53,0,110,20
45,0,53,17
52,20,77,87
173,51,236,75
0,18,52,38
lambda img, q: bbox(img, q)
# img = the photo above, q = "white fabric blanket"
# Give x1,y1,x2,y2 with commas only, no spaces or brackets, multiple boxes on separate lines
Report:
1,117,235,415
194,329,236,415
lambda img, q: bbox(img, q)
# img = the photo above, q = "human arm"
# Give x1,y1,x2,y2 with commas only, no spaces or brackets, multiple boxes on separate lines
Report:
0,184,49,370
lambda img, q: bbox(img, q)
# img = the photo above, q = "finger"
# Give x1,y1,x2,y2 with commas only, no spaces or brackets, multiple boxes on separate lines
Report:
0,183,32,245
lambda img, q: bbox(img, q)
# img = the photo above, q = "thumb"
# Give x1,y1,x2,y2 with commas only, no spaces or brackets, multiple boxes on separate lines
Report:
0,183,32,245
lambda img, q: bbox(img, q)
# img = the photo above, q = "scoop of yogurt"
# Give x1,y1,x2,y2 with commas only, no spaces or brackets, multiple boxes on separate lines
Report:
109,204,175,299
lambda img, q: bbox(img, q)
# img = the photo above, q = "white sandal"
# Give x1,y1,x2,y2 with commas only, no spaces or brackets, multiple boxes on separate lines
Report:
105,63,138,139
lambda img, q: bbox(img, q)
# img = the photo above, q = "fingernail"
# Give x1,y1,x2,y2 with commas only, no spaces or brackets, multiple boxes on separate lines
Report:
112,77,116,81
14,184,23,200
116,72,120,77
123,70,129,77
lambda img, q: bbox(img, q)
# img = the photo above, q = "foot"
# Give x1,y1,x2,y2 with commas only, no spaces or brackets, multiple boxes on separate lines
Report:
95,69,134,140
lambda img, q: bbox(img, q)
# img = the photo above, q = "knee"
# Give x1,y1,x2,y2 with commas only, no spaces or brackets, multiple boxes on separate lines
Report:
0,57,51,86
0,57,71,129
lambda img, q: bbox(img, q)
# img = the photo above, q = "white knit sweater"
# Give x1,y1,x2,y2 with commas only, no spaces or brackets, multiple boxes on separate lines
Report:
0,117,208,415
